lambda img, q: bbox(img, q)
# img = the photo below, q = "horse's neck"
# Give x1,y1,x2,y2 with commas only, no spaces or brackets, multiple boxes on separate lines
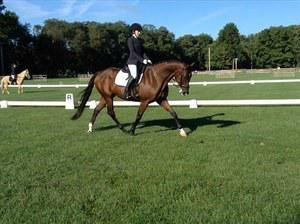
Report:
18,71,25,79
155,64,181,81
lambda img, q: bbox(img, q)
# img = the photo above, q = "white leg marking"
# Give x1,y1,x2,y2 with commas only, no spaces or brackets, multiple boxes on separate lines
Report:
88,122,93,133
179,128,187,137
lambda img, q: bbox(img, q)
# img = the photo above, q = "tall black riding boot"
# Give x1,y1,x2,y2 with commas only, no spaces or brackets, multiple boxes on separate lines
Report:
123,77,134,99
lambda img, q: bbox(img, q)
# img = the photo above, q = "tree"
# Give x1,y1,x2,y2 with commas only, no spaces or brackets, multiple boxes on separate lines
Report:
142,25,176,62
211,23,242,69
0,0,5,14
0,10,32,73
291,26,300,67
253,25,300,68
35,19,71,76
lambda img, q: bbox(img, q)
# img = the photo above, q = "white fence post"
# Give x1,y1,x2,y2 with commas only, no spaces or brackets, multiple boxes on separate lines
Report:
0,100,8,108
189,99,198,108
65,93,74,109
89,100,97,109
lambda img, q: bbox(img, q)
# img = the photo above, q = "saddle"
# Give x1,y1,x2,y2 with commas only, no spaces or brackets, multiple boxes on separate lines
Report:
115,65,145,101
9,76,16,85
121,65,130,73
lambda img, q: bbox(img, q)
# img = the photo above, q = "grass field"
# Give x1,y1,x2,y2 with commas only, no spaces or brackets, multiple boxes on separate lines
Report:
1,73,300,223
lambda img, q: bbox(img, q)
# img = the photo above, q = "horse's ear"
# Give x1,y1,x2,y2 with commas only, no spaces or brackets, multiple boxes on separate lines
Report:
185,62,195,71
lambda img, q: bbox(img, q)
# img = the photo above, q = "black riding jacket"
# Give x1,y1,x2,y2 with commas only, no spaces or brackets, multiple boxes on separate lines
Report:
127,36,148,65
11,66,16,77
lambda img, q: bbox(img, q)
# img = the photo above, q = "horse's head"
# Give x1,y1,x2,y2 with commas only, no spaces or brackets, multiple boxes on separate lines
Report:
173,63,192,96
18,69,30,80
24,69,31,79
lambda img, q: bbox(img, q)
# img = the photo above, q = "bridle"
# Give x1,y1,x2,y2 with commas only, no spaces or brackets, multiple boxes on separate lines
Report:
170,68,188,90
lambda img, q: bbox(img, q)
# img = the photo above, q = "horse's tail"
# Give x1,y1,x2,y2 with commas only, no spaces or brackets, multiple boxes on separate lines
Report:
71,74,97,120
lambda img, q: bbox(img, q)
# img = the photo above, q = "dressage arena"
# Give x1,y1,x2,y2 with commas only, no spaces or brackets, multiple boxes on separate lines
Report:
1,71,300,223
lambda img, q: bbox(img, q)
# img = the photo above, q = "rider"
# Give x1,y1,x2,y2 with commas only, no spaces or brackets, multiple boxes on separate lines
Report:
10,63,17,85
124,23,152,99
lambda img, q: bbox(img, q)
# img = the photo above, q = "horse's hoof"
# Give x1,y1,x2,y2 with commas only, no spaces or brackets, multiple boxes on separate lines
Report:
88,123,93,133
179,128,187,137
120,128,127,133
129,128,136,135
124,129,135,136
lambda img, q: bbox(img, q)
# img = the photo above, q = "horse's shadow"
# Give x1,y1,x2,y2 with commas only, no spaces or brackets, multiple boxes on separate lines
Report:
94,113,241,134
23,90,57,93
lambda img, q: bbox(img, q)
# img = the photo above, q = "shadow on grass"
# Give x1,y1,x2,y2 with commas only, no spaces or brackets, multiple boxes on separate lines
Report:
94,113,241,135
23,89,57,93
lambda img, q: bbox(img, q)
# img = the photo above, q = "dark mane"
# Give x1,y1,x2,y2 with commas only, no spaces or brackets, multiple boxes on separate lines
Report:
154,60,186,66
153,60,187,69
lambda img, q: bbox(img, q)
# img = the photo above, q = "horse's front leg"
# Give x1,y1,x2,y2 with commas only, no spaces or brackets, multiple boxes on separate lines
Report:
157,99,187,137
18,85,24,94
5,85,9,94
105,97,126,133
129,101,149,135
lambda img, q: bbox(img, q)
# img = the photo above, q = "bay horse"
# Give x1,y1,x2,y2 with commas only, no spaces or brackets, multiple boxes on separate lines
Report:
71,61,192,136
1,69,31,94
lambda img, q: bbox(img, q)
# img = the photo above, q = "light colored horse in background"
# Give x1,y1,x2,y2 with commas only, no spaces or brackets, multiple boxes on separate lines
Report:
0,69,31,94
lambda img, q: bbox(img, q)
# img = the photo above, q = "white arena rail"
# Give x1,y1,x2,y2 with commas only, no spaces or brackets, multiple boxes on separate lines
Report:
2,99,300,109
191,79,300,86
6,79,300,88
8,84,87,88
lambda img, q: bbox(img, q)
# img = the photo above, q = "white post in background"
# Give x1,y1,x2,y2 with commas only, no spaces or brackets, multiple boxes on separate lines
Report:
189,99,198,109
89,100,97,109
65,93,74,109
0,100,8,108
208,47,211,71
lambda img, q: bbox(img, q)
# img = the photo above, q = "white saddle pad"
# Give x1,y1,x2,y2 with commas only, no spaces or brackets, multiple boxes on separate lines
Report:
115,70,143,87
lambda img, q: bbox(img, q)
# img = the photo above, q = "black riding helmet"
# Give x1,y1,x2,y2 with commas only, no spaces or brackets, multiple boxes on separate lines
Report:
130,23,142,32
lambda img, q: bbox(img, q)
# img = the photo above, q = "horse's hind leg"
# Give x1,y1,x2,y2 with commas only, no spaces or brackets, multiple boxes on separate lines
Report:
157,99,187,137
88,97,106,132
105,97,126,132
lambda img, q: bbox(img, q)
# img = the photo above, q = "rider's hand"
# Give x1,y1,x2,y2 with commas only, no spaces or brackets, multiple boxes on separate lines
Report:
147,59,152,64
143,59,148,64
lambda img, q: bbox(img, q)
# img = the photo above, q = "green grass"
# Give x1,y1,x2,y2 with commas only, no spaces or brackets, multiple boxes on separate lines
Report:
1,74,300,223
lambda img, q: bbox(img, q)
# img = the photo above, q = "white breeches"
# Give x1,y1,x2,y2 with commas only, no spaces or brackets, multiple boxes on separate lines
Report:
128,64,137,79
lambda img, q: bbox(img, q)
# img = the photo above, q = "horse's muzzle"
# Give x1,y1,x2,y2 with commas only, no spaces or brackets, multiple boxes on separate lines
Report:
179,88,189,96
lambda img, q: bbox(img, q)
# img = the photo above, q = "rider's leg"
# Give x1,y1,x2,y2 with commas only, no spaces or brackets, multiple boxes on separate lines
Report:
11,75,16,85
124,64,137,99
128,64,137,79
124,76,134,98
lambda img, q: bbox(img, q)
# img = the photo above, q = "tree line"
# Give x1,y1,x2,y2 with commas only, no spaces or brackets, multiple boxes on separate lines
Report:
1,3,300,77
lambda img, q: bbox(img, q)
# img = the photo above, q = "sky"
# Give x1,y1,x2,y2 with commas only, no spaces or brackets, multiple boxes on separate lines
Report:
4,0,300,39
